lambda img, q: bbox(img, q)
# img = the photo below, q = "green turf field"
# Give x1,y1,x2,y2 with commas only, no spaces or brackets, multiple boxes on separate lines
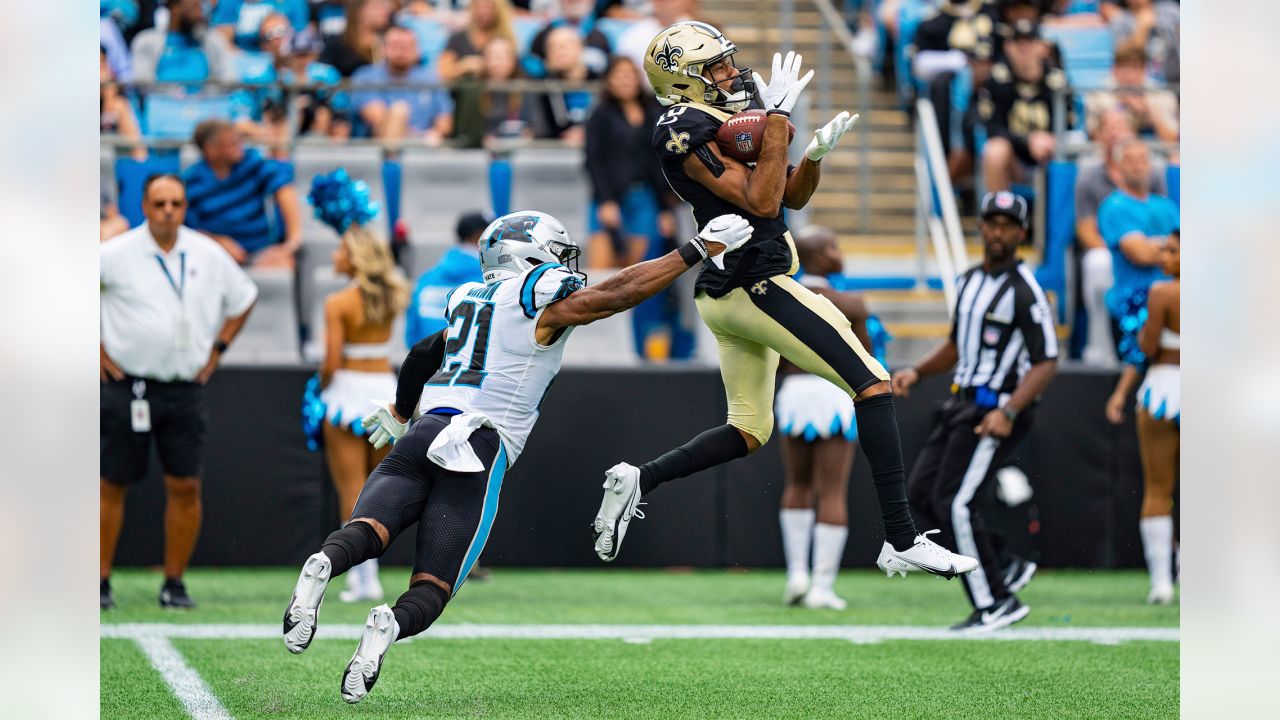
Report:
101,567,1179,719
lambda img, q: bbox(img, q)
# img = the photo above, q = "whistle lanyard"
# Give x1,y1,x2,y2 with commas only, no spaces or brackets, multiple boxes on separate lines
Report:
155,252,186,302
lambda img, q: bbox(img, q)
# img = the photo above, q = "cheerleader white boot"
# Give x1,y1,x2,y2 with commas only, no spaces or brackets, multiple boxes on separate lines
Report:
779,509,814,605
1140,516,1175,604
803,523,848,610
340,559,384,603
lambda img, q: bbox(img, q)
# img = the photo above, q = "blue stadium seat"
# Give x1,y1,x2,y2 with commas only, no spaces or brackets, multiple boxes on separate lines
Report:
400,16,450,68
1041,26,1114,90
594,18,633,51
142,94,237,140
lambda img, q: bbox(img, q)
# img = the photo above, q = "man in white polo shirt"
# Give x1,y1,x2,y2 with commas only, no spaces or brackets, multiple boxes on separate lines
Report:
100,174,258,611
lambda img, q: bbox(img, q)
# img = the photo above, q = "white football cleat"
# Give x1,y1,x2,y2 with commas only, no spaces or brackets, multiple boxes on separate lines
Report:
283,551,332,654
783,574,810,606
1147,582,1175,605
802,587,847,610
876,530,978,579
341,604,398,704
593,462,644,562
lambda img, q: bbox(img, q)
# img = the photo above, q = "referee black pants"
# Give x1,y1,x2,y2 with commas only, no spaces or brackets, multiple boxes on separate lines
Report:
907,396,1033,610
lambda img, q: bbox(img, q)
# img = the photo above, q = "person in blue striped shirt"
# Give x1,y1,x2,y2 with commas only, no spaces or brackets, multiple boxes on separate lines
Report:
182,119,304,267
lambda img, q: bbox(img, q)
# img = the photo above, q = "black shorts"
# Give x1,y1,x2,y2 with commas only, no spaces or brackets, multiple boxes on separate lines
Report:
351,414,507,594
100,377,208,485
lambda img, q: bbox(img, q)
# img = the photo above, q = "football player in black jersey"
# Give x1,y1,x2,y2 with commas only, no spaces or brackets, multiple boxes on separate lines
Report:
591,21,979,580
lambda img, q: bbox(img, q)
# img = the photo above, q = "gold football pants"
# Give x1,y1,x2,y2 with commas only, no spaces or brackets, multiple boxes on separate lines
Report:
695,274,889,446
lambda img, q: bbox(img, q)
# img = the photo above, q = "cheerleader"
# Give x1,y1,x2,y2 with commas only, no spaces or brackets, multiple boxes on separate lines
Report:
308,172,410,602
774,227,875,610
1106,230,1179,604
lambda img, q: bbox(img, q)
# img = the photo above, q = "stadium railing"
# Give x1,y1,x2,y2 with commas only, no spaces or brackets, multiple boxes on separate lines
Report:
913,96,966,317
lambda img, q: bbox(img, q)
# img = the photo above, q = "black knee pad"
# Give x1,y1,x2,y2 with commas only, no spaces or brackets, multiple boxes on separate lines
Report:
392,580,450,640
321,520,384,576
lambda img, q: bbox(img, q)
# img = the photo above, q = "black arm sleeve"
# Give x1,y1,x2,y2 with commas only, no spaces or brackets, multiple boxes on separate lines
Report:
395,330,446,419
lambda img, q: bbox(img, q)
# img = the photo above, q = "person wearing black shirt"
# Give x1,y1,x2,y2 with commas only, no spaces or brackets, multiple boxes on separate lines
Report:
590,21,980,581
976,19,1072,191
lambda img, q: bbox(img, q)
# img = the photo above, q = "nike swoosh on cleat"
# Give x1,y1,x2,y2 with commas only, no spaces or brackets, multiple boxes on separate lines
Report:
897,557,958,576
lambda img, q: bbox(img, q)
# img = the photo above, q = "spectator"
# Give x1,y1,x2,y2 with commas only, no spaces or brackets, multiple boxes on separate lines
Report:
533,26,597,144
213,0,309,52
101,48,147,162
101,15,133,82
1098,138,1178,342
976,19,1072,192
130,0,237,84
452,36,542,148
321,0,394,77
1085,44,1178,143
99,174,258,611
404,211,489,347
990,0,1044,63
318,224,410,603
616,0,695,71
1075,110,1166,366
529,0,612,78
182,119,304,267
585,56,677,269
909,0,998,184
350,25,455,144
437,0,517,84
233,17,347,145
1099,0,1179,83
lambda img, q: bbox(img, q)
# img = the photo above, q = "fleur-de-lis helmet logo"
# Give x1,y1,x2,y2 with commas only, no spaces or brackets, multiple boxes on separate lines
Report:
654,37,684,73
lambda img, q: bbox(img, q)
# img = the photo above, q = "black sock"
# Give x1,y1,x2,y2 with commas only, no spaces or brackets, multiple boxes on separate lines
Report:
638,424,750,496
163,577,184,589
321,521,383,577
853,392,918,551
392,581,449,640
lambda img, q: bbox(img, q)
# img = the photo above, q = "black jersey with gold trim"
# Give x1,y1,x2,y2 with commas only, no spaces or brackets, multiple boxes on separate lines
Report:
651,102,794,298
975,62,1073,165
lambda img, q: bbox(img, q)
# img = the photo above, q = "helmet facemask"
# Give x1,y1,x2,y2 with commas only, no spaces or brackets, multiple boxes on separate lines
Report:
696,52,755,112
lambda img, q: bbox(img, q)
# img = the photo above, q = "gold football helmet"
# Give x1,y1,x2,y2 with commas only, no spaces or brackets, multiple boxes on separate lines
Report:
644,21,755,112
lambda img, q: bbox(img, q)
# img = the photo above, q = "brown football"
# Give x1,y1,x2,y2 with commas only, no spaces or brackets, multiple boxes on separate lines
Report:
714,109,797,164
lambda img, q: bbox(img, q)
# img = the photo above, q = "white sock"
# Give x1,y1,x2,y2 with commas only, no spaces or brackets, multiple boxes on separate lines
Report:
365,557,381,590
811,523,849,593
780,509,815,581
1139,516,1174,589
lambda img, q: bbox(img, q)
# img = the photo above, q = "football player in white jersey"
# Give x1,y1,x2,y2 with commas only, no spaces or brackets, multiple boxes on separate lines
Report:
280,209,752,704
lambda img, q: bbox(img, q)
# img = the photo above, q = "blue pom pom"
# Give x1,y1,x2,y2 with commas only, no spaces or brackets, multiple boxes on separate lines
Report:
1115,287,1150,368
307,169,380,235
301,374,327,452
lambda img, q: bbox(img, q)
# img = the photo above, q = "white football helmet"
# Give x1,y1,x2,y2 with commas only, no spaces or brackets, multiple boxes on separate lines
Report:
478,210,582,284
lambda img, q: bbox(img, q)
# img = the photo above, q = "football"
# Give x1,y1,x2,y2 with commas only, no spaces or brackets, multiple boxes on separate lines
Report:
714,109,797,164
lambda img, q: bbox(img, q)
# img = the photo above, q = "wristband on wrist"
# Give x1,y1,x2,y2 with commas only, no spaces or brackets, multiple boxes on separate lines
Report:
213,340,229,354
765,109,790,118
678,238,709,267
1001,406,1019,423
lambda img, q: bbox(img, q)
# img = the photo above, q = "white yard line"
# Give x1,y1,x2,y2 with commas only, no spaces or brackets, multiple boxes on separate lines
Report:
133,636,233,720
105,622,1178,644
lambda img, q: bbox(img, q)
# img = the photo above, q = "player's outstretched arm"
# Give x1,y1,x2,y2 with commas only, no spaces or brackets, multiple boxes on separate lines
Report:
537,215,752,339
393,330,446,420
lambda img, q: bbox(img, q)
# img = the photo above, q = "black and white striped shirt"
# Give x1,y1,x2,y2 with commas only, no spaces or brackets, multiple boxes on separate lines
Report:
950,261,1058,394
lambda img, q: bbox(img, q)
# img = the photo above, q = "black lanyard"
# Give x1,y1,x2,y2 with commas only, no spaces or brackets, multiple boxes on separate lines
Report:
155,252,186,301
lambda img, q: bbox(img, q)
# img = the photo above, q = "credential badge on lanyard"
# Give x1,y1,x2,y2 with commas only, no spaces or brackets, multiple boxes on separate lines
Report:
156,251,193,350
130,379,151,433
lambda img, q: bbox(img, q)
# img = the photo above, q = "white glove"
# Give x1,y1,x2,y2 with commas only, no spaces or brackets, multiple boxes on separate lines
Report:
805,111,859,162
696,214,753,270
361,400,409,450
751,51,815,116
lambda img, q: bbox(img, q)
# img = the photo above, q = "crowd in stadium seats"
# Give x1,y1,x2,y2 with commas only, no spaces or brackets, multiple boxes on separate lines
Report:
863,0,1179,366
101,0,702,363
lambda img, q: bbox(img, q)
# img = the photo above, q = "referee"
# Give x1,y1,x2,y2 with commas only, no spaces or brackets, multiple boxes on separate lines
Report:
100,174,258,610
891,191,1058,633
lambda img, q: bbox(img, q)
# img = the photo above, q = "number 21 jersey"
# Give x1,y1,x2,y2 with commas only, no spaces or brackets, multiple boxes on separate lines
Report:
419,262,583,464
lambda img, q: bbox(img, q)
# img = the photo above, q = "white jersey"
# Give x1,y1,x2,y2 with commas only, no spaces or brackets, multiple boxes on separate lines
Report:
418,263,584,464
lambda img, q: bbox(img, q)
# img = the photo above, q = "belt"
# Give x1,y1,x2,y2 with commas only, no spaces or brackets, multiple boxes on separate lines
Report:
951,385,1005,409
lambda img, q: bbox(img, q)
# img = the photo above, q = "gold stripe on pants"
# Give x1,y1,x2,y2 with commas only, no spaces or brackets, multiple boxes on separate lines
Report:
695,274,889,446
